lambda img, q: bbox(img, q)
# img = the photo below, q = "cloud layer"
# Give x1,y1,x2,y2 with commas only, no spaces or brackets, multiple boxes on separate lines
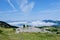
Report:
8,20,56,27
29,21,56,27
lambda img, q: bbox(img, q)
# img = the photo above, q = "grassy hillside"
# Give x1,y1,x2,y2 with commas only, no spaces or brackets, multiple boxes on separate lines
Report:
0,27,60,40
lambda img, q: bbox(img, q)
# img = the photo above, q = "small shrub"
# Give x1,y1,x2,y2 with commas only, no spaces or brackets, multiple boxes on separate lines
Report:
47,28,58,32
12,28,16,32
56,32,60,34
0,30,3,33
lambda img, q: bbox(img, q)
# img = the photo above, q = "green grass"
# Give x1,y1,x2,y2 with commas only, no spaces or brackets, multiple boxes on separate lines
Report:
0,27,60,40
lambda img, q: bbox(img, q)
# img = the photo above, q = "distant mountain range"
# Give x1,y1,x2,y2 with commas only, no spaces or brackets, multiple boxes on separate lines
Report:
43,20,60,23
43,20,60,26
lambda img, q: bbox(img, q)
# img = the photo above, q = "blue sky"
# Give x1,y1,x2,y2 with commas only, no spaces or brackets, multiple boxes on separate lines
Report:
0,0,60,21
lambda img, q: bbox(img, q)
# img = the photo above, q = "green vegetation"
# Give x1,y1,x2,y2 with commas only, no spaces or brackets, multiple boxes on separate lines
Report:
0,27,60,40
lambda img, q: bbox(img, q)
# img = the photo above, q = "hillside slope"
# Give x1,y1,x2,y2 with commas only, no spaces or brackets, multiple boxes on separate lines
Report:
0,27,60,40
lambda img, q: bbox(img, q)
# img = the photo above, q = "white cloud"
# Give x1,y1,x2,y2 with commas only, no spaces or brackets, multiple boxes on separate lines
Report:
16,0,35,13
29,21,56,26
8,22,27,26
8,21,27,25
7,0,16,9
0,0,18,13
0,0,35,13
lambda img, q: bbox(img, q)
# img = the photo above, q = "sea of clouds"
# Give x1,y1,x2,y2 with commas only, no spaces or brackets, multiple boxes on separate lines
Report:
8,20,57,27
